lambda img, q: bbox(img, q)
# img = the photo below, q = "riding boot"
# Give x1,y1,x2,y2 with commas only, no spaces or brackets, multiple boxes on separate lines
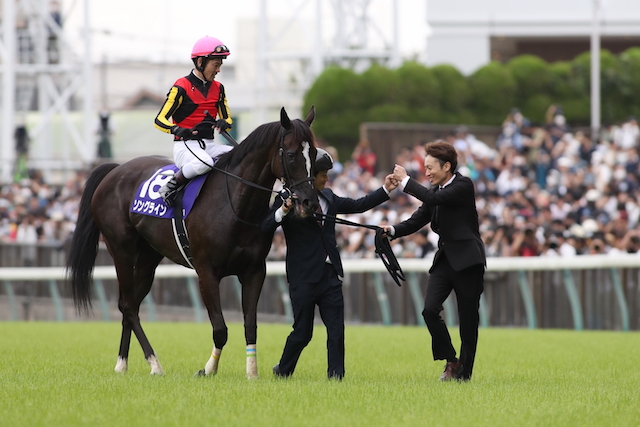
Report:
159,169,190,208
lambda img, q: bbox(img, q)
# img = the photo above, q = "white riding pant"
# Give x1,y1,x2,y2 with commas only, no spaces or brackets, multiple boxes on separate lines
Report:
173,139,233,179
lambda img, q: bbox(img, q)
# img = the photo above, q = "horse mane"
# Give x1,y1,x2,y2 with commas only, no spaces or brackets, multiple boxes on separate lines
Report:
214,118,315,170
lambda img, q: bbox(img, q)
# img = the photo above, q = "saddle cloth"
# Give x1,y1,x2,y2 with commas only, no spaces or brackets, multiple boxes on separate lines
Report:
130,165,207,219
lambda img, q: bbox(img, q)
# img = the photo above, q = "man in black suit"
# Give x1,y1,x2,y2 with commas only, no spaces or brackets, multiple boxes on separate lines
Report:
384,141,485,381
264,148,397,380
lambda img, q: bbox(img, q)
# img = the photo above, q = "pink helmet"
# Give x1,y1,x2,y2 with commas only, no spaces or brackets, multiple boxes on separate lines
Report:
191,36,230,59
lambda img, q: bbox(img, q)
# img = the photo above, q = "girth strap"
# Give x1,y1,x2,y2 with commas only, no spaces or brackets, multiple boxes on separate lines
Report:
171,192,195,269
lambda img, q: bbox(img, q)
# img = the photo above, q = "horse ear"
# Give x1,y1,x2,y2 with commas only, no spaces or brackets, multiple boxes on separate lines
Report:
304,105,315,126
280,107,292,130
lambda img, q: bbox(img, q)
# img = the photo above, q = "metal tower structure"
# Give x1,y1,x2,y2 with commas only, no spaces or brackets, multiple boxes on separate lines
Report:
0,0,93,183
256,0,400,125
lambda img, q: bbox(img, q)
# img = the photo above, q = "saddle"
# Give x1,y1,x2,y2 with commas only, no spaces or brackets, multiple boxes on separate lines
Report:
130,165,207,220
130,165,209,269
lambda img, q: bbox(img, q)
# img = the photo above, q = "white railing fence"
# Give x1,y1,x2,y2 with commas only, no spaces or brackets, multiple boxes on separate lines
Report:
2,255,640,330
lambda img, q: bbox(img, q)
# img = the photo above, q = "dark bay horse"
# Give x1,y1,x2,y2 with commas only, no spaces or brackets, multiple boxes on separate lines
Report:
67,107,319,378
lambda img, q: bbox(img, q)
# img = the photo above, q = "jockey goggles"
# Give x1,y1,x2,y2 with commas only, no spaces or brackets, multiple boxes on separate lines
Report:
205,45,229,57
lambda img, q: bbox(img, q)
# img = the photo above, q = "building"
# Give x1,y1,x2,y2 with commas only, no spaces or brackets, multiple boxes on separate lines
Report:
427,0,640,75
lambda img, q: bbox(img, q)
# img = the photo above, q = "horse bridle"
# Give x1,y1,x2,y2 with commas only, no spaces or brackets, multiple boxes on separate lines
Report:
181,125,306,193
186,127,404,283
274,128,315,194
204,126,315,226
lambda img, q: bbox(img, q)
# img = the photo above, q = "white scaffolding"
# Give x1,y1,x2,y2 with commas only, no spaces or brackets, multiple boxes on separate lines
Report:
255,0,399,124
0,0,93,183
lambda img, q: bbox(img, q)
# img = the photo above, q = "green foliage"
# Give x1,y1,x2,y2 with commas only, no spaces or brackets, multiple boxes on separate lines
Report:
468,61,516,124
562,50,626,125
522,94,554,124
303,66,361,114
1,323,640,427
599,50,627,124
360,64,401,106
546,60,588,124
507,55,553,120
431,64,470,123
303,66,366,149
303,49,640,147
548,60,581,99
367,104,412,122
558,98,591,125
619,47,640,118
395,61,440,112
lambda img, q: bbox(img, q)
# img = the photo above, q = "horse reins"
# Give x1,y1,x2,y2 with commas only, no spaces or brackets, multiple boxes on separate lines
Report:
313,212,406,287
183,140,278,195
183,125,313,227
181,127,404,285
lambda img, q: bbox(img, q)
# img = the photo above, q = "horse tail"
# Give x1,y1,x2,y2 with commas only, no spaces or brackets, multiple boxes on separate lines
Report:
66,162,119,313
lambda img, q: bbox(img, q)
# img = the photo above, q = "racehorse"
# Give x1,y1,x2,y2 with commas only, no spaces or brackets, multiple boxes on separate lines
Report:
67,107,319,378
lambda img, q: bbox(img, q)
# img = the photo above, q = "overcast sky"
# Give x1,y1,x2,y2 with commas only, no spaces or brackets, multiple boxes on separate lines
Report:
63,0,428,64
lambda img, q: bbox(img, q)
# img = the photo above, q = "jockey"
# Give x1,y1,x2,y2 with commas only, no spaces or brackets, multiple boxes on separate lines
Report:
154,35,234,207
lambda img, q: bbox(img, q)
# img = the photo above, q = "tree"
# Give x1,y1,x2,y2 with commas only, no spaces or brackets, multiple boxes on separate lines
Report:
394,61,440,122
303,49,640,147
303,66,366,149
431,64,471,124
507,55,552,123
468,61,516,125
618,47,640,119
571,50,623,125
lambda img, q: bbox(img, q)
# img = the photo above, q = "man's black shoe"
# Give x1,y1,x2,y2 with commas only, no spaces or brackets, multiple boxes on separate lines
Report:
439,360,463,382
272,364,290,378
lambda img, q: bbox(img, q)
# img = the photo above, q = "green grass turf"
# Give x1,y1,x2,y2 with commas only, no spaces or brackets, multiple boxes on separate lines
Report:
0,322,638,426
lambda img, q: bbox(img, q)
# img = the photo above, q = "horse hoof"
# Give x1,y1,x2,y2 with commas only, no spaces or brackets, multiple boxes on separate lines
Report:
147,355,164,375
247,374,259,380
114,357,128,373
194,369,206,377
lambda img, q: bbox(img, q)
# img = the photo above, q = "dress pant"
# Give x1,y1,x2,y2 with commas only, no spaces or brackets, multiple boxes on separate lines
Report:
279,263,345,379
422,252,484,380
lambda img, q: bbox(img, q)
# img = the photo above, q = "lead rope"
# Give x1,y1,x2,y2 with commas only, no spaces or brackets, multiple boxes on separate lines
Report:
313,212,406,286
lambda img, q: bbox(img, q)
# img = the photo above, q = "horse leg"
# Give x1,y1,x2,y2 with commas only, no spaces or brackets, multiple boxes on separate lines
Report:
113,242,164,375
194,272,227,377
115,324,132,373
238,266,266,380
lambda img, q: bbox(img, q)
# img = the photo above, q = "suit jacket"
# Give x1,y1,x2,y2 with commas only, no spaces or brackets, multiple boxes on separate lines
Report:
393,172,486,272
263,187,389,284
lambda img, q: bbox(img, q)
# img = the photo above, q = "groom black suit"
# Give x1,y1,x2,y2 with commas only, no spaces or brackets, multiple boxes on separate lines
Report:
392,171,485,380
263,185,391,379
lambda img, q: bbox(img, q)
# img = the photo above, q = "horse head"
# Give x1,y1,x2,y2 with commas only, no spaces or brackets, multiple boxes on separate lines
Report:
274,106,319,218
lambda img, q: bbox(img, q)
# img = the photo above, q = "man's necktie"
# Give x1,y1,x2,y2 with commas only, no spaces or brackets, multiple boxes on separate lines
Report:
316,203,324,227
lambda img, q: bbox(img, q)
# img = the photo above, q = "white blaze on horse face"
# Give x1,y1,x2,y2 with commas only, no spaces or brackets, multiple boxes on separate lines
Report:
302,141,311,177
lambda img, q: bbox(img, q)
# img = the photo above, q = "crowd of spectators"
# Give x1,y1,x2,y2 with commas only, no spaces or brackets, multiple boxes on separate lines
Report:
3,106,640,265
273,107,640,260
0,169,84,264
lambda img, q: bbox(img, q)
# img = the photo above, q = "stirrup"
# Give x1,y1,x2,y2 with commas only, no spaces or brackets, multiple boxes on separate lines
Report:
159,173,184,207
161,189,178,208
